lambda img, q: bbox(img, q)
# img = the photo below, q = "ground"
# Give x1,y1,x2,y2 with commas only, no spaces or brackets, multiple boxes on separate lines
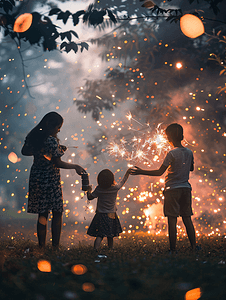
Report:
0,234,225,300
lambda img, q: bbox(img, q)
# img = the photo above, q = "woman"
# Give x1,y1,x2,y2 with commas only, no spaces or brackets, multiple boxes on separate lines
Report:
22,111,85,249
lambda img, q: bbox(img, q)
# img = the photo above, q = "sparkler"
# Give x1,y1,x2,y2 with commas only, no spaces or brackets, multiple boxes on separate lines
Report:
126,111,143,126
107,114,171,165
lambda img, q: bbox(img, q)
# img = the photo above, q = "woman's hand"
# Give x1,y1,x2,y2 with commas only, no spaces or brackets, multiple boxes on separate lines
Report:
60,145,67,152
130,166,143,175
75,165,86,175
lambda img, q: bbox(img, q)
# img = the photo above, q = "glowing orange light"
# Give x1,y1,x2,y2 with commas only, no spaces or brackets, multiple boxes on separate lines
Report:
8,152,19,163
185,288,202,300
82,282,95,292
176,62,183,69
71,264,87,275
180,14,204,38
37,260,51,272
43,154,52,161
141,0,155,9
13,13,33,33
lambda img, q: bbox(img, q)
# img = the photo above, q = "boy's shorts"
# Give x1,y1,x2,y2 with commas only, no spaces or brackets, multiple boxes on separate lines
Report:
163,188,193,217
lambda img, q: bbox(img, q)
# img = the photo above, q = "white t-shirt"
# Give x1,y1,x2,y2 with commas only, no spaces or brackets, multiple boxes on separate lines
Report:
163,147,194,190
90,175,128,213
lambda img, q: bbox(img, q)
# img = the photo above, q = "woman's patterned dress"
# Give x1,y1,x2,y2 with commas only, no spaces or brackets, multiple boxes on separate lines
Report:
27,136,65,213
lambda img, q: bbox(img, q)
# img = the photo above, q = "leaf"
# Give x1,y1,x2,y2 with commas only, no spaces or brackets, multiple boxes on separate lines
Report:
57,10,71,24
166,15,181,23
60,31,71,42
107,9,117,24
219,69,226,76
2,1,13,13
60,41,68,50
83,11,91,23
217,86,226,94
4,28,9,37
72,10,85,26
217,30,221,36
210,3,220,15
70,30,79,39
88,10,106,26
68,42,78,54
8,0,15,6
49,8,61,16
60,41,78,53
80,42,89,50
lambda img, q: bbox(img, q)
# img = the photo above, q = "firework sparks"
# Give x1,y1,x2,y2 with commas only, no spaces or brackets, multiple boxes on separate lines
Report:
107,114,171,165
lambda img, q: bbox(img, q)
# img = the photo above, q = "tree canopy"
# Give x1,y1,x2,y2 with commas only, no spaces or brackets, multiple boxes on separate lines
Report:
0,0,225,54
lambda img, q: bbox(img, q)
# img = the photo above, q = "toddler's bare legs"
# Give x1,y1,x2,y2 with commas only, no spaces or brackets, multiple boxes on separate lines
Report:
107,237,113,249
167,216,177,251
182,216,196,249
94,237,103,250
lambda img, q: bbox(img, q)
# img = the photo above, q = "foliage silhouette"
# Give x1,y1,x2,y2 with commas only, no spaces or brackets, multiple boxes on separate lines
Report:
1,0,224,56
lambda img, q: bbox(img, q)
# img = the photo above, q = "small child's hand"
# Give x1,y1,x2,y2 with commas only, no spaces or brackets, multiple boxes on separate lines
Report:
127,168,133,174
87,185,92,193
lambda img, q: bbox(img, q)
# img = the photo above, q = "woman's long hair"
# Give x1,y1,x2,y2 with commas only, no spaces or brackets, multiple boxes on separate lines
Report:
26,112,63,151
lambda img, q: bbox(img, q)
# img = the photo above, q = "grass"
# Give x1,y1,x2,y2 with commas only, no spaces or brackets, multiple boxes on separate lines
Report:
0,235,225,300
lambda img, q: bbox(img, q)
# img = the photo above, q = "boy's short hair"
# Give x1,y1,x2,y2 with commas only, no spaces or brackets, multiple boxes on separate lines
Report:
165,123,183,141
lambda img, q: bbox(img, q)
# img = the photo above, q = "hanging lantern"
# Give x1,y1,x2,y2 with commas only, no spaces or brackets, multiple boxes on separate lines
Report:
180,14,205,39
13,13,33,33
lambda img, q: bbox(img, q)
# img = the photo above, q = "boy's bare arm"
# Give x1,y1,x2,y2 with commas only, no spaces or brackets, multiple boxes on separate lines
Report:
131,164,167,176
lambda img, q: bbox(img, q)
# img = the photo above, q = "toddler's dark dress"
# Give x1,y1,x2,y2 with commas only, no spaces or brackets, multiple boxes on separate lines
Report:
87,176,128,238
26,136,66,214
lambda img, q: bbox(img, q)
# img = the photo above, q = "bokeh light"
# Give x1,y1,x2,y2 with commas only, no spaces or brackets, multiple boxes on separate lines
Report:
71,264,87,275
180,14,205,38
37,260,51,272
185,287,202,300
8,152,19,164
176,62,183,69
82,282,95,292
13,13,33,33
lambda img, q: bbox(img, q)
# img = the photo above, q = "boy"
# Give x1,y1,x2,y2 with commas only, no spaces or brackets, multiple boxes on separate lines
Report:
131,123,196,252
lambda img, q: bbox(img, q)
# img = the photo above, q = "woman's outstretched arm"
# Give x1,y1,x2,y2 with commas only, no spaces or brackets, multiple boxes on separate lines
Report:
52,157,85,175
